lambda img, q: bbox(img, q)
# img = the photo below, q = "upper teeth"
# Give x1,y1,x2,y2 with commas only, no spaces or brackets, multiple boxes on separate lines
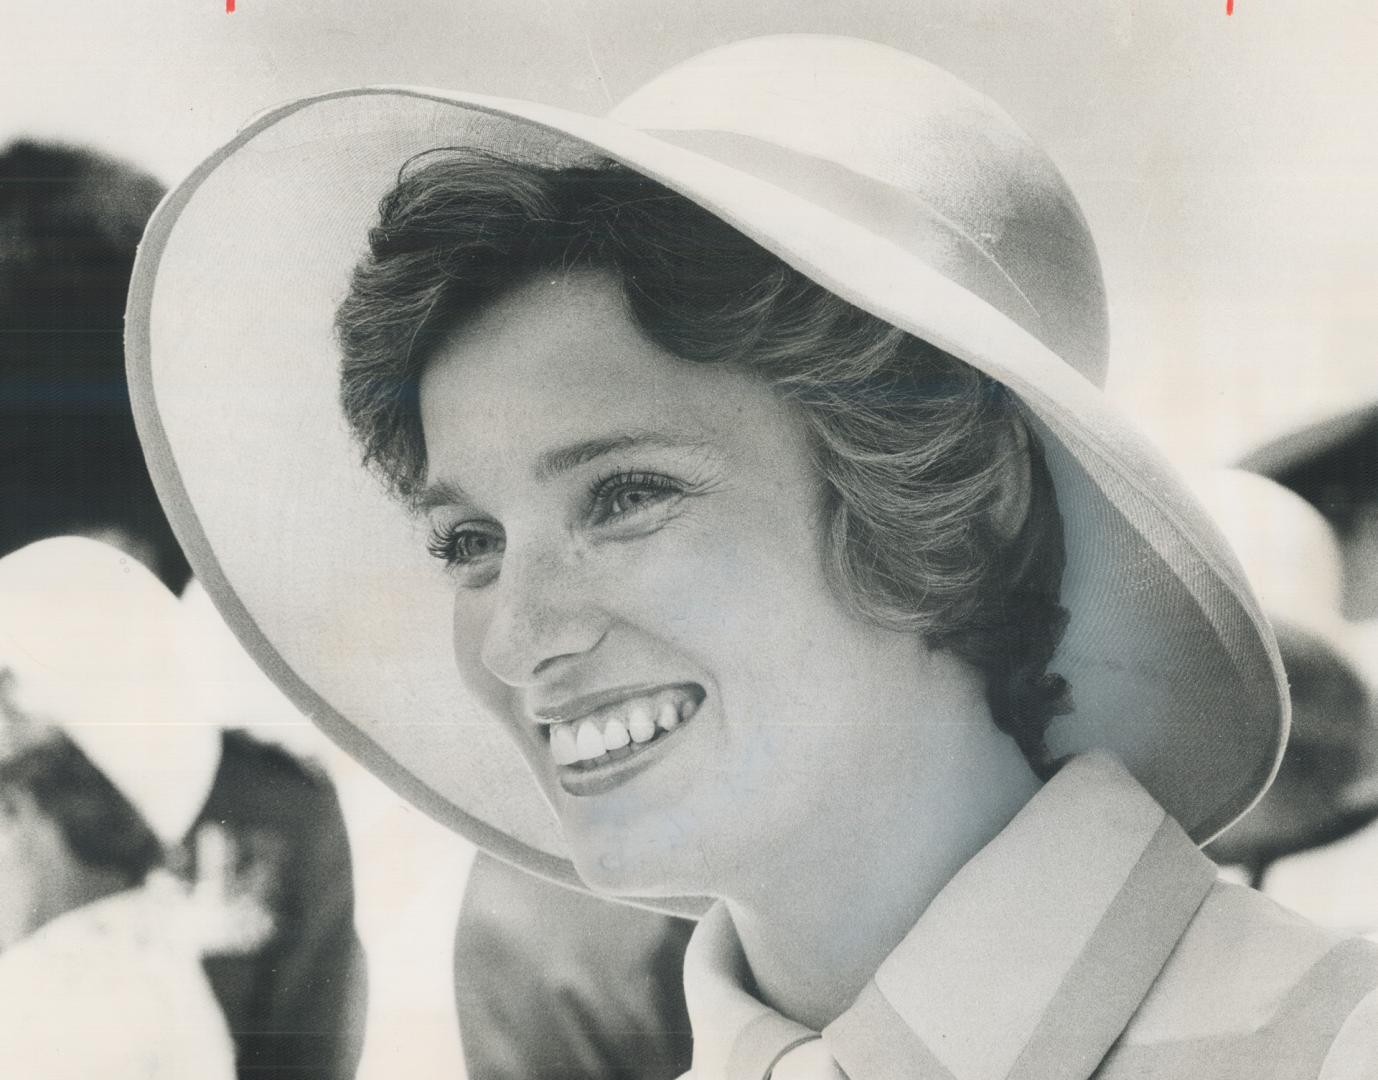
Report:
546,689,699,766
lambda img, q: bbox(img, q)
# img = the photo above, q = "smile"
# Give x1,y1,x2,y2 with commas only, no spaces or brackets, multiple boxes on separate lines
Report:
538,684,705,796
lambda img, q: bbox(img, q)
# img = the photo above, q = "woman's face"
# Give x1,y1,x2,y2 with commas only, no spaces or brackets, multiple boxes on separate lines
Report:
418,273,965,898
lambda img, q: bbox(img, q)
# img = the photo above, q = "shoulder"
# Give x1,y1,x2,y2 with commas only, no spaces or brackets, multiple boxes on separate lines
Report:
1136,881,1377,1032
1103,881,1378,1077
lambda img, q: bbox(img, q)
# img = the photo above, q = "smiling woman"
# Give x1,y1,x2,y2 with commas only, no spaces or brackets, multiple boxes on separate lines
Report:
370,267,1048,935
128,34,1378,1080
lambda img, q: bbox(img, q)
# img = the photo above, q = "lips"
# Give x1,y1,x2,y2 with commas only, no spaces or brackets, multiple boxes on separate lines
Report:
537,683,704,772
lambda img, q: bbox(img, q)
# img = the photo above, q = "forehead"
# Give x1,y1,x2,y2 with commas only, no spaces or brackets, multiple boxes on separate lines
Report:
417,273,805,489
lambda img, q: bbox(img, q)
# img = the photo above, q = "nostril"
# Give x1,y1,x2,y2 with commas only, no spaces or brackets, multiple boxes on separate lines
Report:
531,651,580,679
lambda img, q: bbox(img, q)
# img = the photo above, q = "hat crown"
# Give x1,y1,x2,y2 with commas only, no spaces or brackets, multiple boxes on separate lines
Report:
611,35,1109,386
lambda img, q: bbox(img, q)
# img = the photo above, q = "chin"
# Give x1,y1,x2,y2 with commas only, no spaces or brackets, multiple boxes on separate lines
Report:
559,803,723,902
503,734,692,896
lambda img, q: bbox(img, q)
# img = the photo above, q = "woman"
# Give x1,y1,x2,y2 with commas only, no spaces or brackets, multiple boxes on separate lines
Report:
127,36,1378,1077
0,538,236,1080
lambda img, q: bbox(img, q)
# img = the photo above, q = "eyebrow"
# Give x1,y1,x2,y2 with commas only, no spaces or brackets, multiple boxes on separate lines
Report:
413,478,472,514
414,430,708,512
533,431,700,481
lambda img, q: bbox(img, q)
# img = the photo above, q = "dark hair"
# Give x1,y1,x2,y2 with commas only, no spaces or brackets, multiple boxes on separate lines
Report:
335,150,1071,774
1260,411,1378,538
0,140,190,592
0,678,163,886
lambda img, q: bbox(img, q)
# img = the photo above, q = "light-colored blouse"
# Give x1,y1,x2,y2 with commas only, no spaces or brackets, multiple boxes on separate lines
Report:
679,753,1378,1079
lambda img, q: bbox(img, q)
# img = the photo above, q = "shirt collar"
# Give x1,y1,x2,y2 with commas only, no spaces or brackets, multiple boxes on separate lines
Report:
682,752,1219,1080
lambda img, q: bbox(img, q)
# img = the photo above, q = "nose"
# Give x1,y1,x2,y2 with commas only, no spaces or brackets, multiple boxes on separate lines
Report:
477,540,606,688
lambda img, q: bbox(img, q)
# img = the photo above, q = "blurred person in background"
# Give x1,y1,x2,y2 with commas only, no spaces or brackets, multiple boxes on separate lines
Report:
0,139,186,586
1242,405,1378,627
1236,407,1378,935
0,139,366,1079
1197,472,1378,904
191,722,367,1079
0,538,236,1079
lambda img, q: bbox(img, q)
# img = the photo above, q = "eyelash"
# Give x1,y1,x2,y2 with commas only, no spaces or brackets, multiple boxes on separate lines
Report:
588,469,684,525
426,523,503,570
426,470,686,576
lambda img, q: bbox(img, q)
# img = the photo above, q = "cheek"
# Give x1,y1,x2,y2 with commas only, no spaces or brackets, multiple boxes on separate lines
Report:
629,509,853,704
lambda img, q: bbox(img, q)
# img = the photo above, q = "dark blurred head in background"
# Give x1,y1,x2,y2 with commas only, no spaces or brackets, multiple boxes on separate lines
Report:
1242,405,1378,624
0,140,189,590
1206,622,1377,882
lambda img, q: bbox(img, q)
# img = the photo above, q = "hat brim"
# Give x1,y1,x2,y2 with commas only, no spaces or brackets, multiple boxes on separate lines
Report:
128,87,1287,917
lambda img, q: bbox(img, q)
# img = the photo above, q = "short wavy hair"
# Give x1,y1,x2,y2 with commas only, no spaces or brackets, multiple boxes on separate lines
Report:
336,150,1071,774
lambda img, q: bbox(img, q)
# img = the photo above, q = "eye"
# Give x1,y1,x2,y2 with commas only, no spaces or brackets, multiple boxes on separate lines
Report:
427,521,505,583
589,471,683,525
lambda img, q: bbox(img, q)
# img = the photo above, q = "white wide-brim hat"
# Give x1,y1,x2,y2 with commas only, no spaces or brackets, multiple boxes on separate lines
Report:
0,538,223,848
127,35,1286,917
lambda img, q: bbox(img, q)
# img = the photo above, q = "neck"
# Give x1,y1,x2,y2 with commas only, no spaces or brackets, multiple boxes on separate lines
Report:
724,681,1042,1031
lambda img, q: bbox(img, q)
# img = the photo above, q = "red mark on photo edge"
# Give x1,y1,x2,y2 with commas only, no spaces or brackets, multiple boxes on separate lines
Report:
1226,0,1234,13
226,0,235,11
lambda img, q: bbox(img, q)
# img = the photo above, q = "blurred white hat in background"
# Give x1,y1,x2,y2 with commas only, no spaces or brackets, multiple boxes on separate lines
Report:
179,578,321,757
1192,469,1350,652
0,537,222,846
